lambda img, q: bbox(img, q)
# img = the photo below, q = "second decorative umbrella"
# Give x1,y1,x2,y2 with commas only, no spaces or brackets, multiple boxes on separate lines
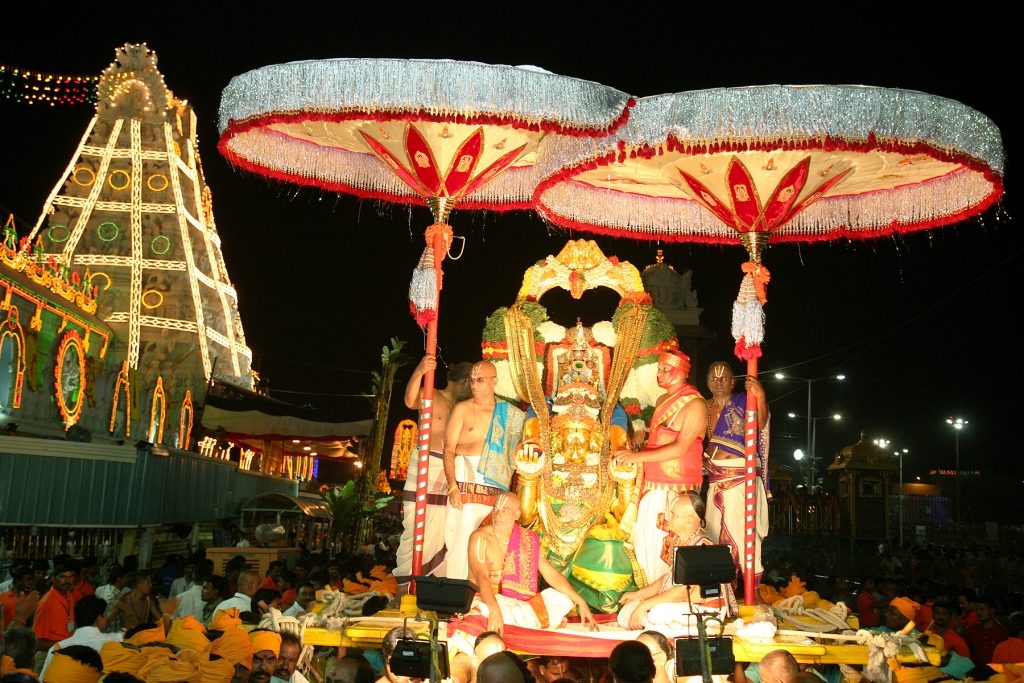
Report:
533,84,1004,603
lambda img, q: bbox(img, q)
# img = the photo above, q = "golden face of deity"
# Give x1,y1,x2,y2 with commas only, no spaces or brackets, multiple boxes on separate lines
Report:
551,414,602,465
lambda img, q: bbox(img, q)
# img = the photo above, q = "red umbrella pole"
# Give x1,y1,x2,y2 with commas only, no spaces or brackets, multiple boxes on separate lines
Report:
410,219,452,589
743,356,760,605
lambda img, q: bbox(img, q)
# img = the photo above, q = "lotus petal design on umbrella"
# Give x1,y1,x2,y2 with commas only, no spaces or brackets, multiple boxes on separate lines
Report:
218,58,633,211
531,83,1004,606
217,57,635,583
534,85,1003,243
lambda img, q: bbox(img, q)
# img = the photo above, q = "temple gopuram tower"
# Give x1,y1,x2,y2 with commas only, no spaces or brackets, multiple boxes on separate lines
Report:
25,44,252,441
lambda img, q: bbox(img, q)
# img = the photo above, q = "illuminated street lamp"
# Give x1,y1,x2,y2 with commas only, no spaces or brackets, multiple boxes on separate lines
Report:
875,438,909,547
788,412,842,489
793,448,806,488
775,373,846,487
946,417,968,526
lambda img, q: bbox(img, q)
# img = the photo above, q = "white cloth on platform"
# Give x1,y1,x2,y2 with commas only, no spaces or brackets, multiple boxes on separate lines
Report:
473,588,575,630
394,450,449,583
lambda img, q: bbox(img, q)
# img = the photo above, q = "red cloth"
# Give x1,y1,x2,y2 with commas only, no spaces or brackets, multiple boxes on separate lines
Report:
966,623,1010,664
916,602,933,631
993,637,1024,664
260,576,278,591
928,628,971,658
1,590,20,628
448,613,623,657
279,589,296,609
69,578,95,604
959,611,980,631
857,591,880,627
33,587,75,642
642,384,704,487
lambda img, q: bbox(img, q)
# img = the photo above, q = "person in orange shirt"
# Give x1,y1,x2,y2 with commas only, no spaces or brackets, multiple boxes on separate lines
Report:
856,577,883,628
1,565,34,630
957,588,979,633
260,561,284,591
927,601,971,658
32,559,79,651
69,556,99,605
992,614,1024,664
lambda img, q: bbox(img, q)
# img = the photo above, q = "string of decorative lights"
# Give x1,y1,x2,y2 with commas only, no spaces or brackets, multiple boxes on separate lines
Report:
0,64,102,106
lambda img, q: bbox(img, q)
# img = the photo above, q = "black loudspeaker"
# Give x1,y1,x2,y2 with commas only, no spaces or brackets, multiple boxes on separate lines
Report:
673,544,736,587
389,638,449,679
411,576,477,617
676,635,735,676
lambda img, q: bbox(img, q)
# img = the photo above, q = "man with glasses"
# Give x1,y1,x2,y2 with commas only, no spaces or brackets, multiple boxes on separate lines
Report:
443,361,525,580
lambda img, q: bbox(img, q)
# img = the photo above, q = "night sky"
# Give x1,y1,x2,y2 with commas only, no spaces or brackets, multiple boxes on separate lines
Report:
0,7,1018,507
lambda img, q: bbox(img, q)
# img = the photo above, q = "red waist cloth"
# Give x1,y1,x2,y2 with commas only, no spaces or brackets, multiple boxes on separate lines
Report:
447,613,624,657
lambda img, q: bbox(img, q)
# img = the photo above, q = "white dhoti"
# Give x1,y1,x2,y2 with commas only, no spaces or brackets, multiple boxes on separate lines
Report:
443,455,503,580
705,458,768,580
473,588,575,630
631,487,679,586
394,450,449,584
616,598,726,636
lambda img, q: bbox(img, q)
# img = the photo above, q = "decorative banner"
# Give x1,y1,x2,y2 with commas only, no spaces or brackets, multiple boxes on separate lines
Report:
389,419,417,482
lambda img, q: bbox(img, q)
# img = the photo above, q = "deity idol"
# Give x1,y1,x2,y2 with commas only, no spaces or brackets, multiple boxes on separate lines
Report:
481,240,678,612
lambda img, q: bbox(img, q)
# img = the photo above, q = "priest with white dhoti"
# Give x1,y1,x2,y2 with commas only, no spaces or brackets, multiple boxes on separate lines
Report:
443,361,525,580
617,491,737,635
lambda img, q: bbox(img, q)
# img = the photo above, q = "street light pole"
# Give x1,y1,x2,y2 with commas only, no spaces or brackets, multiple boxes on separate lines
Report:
806,380,813,486
789,412,841,491
946,417,968,527
775,373,845,491
893,448,907,548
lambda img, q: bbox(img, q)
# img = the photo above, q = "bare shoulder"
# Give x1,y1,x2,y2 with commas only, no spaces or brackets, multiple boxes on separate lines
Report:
683,395,708,413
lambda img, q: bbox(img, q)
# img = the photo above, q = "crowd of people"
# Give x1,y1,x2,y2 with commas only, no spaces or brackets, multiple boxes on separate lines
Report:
0,547,398,681
4,350,1024,681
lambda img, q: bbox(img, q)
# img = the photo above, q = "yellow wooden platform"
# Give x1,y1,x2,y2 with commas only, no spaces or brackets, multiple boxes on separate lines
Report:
300,608,441,648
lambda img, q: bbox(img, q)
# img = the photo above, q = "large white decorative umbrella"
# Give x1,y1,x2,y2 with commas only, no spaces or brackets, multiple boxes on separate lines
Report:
532,84,1004,603
218,58,633,582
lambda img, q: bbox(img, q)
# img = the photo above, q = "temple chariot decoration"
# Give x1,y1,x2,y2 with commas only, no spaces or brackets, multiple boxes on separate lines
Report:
482,239,677,611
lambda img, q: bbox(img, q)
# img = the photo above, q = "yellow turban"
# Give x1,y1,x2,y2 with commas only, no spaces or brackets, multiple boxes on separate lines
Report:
126,622,166,645
166,617,212,655
211,628,253,669
176,614,208,633
1,654,38,679
890,597,921,623
44,651,102,683
199,656,236,683
208,607,242,631
99,642,148,674
138,648,202,682
249,630,282,657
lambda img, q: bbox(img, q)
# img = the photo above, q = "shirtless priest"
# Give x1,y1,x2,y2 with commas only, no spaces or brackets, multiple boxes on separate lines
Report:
443,361,525,580
468,492,598,636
